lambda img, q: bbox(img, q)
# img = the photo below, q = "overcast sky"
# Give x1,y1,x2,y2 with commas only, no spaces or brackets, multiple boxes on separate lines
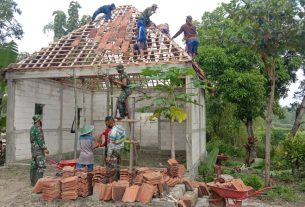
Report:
14,0,304,106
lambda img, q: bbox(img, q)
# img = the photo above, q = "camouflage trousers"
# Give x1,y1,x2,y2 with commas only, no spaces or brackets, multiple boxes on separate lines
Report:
106,149,122,181
30,155,46,186
118,88,132,118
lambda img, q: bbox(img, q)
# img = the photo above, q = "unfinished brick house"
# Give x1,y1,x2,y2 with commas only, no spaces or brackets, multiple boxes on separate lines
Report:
4,5,206,176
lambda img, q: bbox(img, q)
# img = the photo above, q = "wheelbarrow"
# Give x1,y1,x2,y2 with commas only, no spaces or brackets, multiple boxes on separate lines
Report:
46,158,77,176
207,182,272,207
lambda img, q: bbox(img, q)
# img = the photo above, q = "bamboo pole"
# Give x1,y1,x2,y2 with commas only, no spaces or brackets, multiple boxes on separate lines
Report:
73,69,79,159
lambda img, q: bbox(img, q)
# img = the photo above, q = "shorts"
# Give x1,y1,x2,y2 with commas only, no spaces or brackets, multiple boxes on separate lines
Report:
76,163,94,171
186,39,199,55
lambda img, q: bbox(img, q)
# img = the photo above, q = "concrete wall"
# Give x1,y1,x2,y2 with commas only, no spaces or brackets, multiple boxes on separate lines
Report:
186,76,207,175
92,91,186,151
11,79,92,161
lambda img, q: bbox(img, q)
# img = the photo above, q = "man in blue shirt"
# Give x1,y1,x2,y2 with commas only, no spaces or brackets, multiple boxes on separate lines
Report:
92,3,116,21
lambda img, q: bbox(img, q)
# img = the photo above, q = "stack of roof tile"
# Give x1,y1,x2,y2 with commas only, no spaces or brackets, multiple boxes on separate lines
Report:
32,176,54,194
122,185,140,203
165,176,181,187
111,180,129,202
120,169,131,182
62,166,75,178
41,178,61,201
93,166,116,185
142,171,162,185
99,183,113,201
76,172,91,197
136,183,155,204
61,176,78,200
167,159,179,177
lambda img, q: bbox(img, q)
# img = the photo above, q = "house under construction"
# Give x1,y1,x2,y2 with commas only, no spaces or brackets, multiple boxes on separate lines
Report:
4,5,206,177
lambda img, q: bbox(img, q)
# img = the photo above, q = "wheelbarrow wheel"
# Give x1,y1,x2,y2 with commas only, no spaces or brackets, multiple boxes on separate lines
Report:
209,192,226,207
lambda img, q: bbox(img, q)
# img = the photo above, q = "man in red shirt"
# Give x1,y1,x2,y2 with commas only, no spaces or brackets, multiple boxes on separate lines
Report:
98,116,115,164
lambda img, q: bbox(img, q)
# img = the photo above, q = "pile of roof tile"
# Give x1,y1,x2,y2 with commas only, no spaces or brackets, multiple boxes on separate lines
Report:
211,178,250,191
62,166,75,178
93,166,116,185
167,158,186,179
41,178,61,201
61,176,78,200
76,171,93,197
120,168,132,183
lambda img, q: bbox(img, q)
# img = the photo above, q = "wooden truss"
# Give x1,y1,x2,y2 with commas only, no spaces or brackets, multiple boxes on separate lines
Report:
7,5,192,72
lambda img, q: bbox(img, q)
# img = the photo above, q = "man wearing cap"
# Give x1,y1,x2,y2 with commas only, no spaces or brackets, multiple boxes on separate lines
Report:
138,4,158,27
172,16,199,59
30,115,49,186
91,3,116,21
76,124,100,171
110,65,132,119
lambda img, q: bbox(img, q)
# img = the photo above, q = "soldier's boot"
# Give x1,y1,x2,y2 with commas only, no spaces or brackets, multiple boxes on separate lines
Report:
118,101,126,118
30,168,36,186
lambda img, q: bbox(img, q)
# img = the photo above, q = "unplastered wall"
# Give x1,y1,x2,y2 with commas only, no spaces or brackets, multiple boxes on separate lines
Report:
14,79,92,160
92,90,186,151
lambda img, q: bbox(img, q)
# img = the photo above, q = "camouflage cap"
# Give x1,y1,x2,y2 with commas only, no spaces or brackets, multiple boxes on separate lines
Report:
32,115,41,123
116,64,125,71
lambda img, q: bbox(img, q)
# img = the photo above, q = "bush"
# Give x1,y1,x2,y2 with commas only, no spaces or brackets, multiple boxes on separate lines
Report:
265,186,298,201
273,171,294,183
207,139,245,158
198,148,219,182
240,174,264,190
274,132,305,173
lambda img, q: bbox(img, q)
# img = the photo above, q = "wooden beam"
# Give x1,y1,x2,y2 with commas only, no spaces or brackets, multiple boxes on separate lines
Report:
5,63,191,80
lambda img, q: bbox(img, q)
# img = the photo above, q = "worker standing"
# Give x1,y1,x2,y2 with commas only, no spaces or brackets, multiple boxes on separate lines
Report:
158,23,170,37
106,123,126,181
172,16,199,59
136,19,147,59
91,3,116,21
110,65,132,119
30,115,49,186
76,124,100,171
98,116,115,165
138,4,158,27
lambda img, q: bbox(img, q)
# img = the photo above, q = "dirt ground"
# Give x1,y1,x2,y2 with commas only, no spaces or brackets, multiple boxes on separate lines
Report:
0,165,304,207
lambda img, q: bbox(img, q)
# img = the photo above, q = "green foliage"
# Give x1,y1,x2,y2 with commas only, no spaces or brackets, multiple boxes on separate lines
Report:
299,180,305,192
0,0,23,43
198,148,219,181
0,41,18,68
265,186,298,202
139,66,196,123
273,171,295,183
241,174,264,190
66,1,81,33
43,1,91,40
207,139,245,158
274,132,305,172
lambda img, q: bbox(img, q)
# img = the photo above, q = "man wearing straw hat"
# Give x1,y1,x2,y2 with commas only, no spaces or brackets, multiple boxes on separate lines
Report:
76,124,100,171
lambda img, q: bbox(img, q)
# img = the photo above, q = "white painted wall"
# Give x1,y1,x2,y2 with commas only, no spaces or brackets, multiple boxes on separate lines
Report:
13,79,92,160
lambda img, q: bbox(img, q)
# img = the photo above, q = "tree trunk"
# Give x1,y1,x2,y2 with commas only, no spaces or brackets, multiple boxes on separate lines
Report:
264,60,276,187
170,121,175,159
291,95,305,138
244,118,256,167
246,118,254,137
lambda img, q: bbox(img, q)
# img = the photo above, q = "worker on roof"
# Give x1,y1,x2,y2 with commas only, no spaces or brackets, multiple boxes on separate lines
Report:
138,4,158,27
135,19,147,59
98,116,115,165
91,3,116,21
76,124,100,172
109,65,132,119
106,122,126,181
158,23,170,37
172,15,199,59
30,115,49,186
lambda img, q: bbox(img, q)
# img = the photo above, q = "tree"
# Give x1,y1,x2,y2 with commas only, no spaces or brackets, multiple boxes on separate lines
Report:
43,1,91,41
0,0,23,44
223,0,305,185
291,67,305,137
138,66,197,159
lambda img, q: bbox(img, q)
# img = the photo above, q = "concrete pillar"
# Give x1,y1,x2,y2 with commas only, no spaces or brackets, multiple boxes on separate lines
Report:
6,79,16,163
185,76,193,171
90,91,94,125
59,85,63,157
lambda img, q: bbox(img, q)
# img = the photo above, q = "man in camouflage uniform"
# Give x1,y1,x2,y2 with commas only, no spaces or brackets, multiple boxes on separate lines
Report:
138,4,158,27
30,115,49,186
110,65,132,118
